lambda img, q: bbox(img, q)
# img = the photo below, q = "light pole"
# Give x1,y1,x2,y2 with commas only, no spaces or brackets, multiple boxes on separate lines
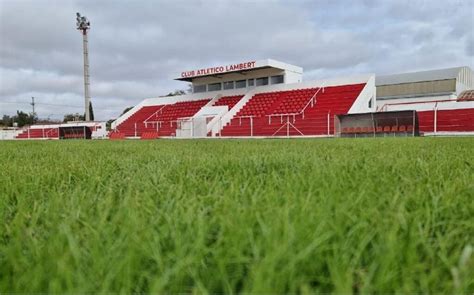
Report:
76,12,91,121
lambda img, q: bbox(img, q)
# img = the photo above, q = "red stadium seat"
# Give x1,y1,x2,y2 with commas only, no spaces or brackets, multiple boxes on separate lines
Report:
140,132,159,140
221,83,366,137
109,132,126,140
113,99,210,137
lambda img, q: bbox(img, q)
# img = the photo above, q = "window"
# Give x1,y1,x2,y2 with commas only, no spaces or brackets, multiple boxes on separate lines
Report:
248,79,255,87
208,83,222,92
235,80,246,89
223,81,234,90
271,75,284,84
194,84,206,93
256,77,269,86
368,98,373,108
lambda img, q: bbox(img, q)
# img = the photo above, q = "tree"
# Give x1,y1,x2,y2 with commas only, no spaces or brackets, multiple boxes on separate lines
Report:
121,106,134,115
63,113,84,123
106,119,115,131
13,111,36,127
89,101,94,121
165,90,186,97
1,115,13,127
83,102,94,121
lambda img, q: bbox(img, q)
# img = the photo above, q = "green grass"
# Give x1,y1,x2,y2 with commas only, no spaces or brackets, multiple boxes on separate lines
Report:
0,138,473,293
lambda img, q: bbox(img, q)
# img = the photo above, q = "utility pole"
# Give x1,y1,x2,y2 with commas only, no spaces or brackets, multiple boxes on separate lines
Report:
30,97,35,116
76,12,91,121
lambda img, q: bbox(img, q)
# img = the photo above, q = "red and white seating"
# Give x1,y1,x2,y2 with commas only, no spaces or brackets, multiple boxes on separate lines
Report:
457,90,474,101
417,108,474,132
111,105,164,137
213,95,243,109
109,131,126,140
16,127,59,139
220,83,365,136
112,99,210,137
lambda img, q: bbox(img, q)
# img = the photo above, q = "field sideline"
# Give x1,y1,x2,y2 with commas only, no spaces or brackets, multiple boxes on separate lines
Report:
0,138,473,293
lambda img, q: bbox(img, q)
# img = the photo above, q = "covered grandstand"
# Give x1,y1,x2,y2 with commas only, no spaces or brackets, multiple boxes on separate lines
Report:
111,59,473,139
111,59,376,138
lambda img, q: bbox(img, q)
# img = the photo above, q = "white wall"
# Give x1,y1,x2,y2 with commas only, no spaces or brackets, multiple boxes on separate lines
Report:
0,129,22,140
285,71,303,84
348,75,376,114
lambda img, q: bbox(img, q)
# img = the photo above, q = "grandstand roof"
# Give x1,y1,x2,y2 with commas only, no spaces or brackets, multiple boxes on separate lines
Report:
175,59,303,82
376,66,472,86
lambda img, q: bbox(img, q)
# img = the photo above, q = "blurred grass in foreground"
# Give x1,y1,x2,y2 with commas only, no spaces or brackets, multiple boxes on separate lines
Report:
0,138,473,293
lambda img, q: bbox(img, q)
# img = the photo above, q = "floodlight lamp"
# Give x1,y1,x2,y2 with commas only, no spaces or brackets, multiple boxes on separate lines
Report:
76,13,90,31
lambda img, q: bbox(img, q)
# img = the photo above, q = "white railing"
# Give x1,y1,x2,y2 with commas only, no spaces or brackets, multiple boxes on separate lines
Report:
300,83,326,117
377,99,453,112
266,83,326,124
45,128,59,138
230,115,256,137
144,105,167,127
143,119,178,130
221,113,334,138
218,88,259,133
271,119,304,137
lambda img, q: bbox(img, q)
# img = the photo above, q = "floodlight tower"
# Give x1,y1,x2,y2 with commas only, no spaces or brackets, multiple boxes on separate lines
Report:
76,12,91,121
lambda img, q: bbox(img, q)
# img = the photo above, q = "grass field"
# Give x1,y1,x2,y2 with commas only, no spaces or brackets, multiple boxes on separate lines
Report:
0,138,473,293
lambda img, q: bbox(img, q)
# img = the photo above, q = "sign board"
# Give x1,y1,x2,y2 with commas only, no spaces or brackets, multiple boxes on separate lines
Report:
181,61,256,79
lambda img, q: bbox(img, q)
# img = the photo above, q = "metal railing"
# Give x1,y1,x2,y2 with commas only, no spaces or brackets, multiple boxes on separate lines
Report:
266,83,326,124
377,99,453,112
222,112,334,138
45,128,59,138
231,115,255,136
271,118,304,137
144,105,167,127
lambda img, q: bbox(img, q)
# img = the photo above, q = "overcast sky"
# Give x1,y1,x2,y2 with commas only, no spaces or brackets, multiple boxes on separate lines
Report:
0,0,473,121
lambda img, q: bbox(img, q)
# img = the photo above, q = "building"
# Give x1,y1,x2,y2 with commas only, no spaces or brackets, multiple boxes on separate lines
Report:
376,66,473,111
372,67,474,135
11,121,107,140
111,59,376,138
8,59,472,140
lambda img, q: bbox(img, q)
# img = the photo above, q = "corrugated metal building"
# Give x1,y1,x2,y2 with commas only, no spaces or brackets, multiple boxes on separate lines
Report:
376,66,474,101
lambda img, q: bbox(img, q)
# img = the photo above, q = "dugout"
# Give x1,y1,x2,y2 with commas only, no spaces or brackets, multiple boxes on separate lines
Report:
335,110,419,137
59,126,92,139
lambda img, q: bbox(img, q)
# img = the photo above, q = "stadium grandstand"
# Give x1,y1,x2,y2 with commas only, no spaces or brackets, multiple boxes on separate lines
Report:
110,59,473,139
3,59,472,140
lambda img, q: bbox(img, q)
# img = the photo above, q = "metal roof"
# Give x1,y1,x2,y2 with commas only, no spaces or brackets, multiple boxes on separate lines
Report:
376,67,467,86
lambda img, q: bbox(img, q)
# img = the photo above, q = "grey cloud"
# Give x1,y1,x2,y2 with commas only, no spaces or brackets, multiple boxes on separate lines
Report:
1,0,473,120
